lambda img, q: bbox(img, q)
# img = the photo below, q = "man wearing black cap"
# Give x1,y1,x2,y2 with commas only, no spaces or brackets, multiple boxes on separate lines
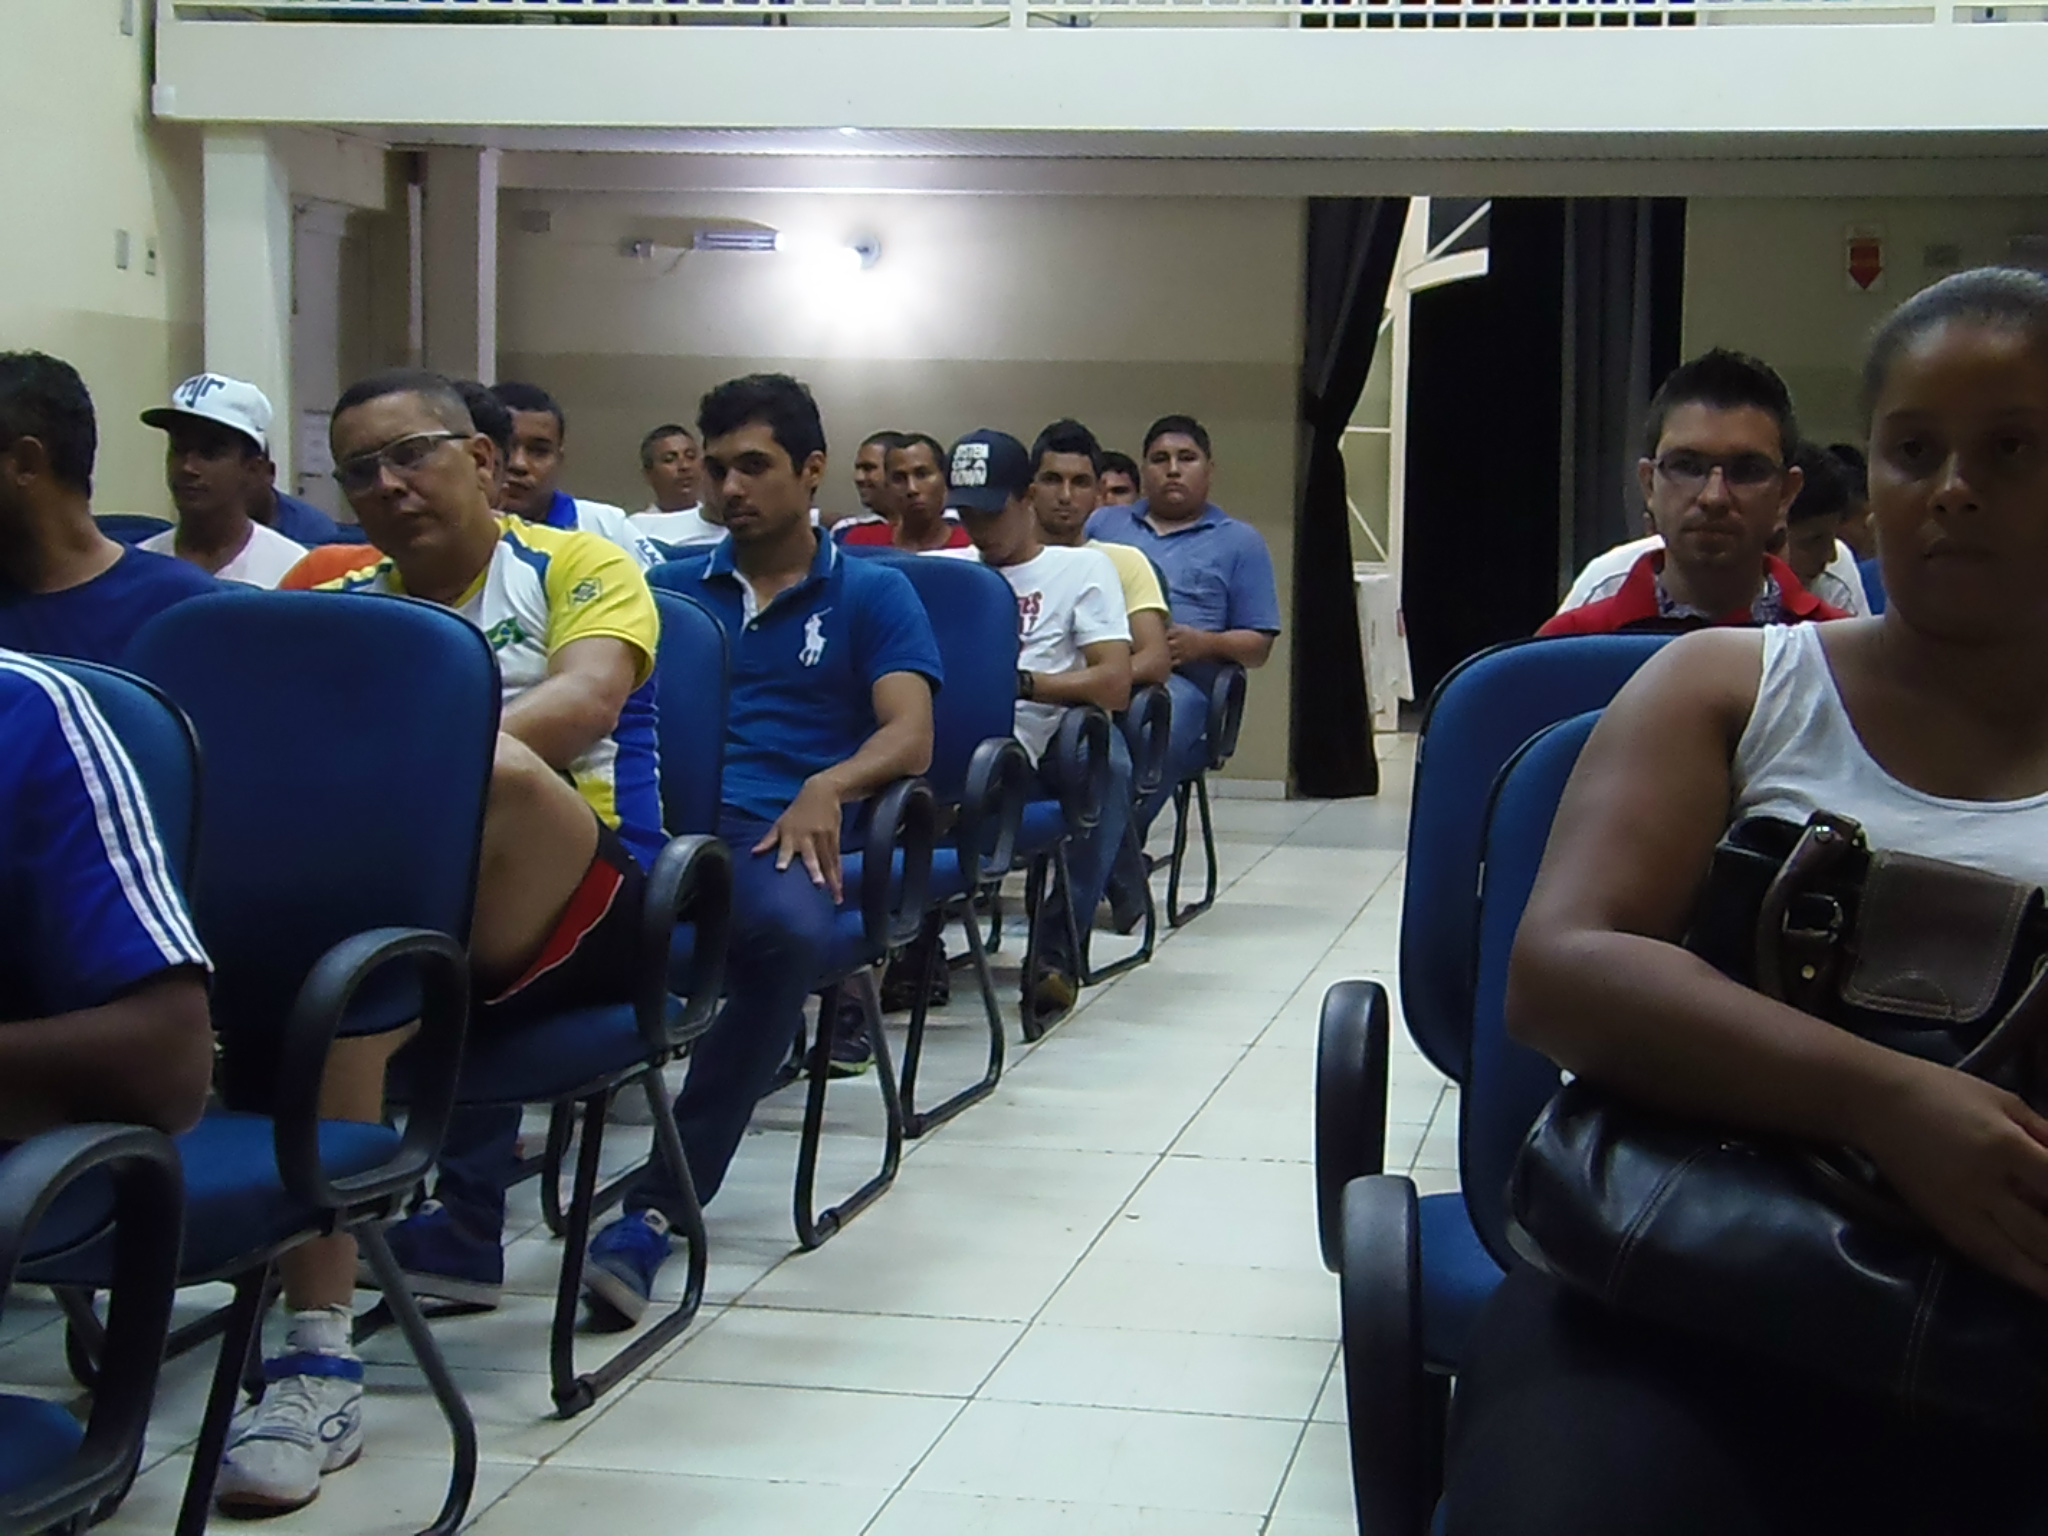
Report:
951,429,1133,1022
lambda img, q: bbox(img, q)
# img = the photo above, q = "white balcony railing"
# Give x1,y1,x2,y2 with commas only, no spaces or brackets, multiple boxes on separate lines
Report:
170,0,2042,29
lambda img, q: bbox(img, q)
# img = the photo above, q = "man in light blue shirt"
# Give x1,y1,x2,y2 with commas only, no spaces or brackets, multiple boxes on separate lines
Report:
1086,414,1280,836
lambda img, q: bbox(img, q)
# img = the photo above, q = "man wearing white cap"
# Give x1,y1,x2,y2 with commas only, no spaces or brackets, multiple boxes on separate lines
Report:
140,375,347,588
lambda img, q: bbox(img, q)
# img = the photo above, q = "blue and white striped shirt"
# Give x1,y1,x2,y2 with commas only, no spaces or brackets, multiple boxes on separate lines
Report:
0,651,209,1020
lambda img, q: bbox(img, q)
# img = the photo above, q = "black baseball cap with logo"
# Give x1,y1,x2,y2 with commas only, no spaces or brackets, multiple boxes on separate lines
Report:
946,429,1033,514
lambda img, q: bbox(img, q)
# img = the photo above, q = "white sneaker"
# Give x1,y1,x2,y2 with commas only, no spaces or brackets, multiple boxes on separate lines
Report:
214,1351,364,1517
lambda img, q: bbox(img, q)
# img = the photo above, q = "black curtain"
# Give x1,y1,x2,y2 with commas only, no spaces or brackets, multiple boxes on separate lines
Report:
1558,199,1687,583
1289,197,1408,800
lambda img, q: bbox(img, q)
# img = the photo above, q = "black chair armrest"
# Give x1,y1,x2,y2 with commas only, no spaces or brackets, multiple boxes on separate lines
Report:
1043,706,1112,833
1206,662,1249,771
1339,1173,1431,1536
0,1124,182,1533
1316,979,1391,1271
1119,684,1172,800
958,735,1031,884
272,927,469,1210
640,833,733,1054
858,777,938,952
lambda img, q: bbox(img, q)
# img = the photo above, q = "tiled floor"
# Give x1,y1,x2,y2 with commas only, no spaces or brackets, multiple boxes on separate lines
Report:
7,735,1456,1535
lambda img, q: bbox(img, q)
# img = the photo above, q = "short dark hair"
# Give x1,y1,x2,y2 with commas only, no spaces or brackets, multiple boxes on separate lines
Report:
0,352,96,497
489,381,566,438
860,430,907,455
453,379,513,457
697,373,826,468
1786,442,1852,527
1862,266,2048,418
1031,418,1104,476
640,423,695,470
1142,415,1212,459
1099,450,1140,485
1826,442,1869,498
888,432,946,470
1640,350,1799,463
333,369,475,436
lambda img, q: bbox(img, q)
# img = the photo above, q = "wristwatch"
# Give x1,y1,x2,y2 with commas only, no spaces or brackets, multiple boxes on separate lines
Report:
1017,669,1035,701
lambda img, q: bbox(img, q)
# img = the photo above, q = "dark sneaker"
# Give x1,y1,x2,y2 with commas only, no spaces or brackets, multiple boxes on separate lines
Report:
823,993,874,1078
584,1208,673,1331
358,1200,502,1309
879,935,949,1013
1029,967,1079,1028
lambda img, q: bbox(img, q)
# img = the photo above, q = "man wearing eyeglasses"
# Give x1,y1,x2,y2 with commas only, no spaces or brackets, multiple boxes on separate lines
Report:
1541,350,1848,638
215,368,663,1519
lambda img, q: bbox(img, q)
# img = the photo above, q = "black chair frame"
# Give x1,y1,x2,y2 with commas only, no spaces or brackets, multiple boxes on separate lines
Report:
1161,664,1248,928
0,1125,183,1536
898,736,1030,1138
1018,708,1112,1042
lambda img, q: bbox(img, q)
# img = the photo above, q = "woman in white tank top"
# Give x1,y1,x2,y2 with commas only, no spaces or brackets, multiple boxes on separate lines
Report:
1446,268,2048,1536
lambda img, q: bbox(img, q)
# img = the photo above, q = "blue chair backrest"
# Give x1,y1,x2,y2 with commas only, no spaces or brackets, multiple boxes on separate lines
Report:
123,590,500,1105
1461,710,1599,1270
1401,634,1670,1080
863,553,1020,806
40,660,200,889
650,590,729,836
96,514,172,547
1859,554,1887,615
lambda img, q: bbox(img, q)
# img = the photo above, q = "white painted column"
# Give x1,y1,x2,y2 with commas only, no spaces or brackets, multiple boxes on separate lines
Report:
202,127,295,486
421,147,500,384
291,201,351,515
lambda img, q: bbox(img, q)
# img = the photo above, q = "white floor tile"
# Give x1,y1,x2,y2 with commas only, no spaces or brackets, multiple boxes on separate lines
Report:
1270,1421,1356,1525
867,1490,1261,1535
549,1378,961,1486
980,1324,1334,1420
655,1308,1022,1398
467,1465,889,1534
97,1450,528,1536
1039,1256,1337,1341
905,1400,1301,1514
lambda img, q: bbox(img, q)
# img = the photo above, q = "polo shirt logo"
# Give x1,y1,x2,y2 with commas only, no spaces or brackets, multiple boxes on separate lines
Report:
483,616,530,652
569,577,602,606
800,611,829,667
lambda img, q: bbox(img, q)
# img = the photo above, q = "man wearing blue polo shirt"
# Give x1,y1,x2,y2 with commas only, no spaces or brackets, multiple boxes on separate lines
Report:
583,373,940,1327
1086,414,1281,837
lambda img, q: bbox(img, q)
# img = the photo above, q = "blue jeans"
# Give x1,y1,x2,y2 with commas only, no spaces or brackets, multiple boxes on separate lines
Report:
1135,672,1211,837
630,813,840,1212
1036,728,1132,968
432,813,841,1238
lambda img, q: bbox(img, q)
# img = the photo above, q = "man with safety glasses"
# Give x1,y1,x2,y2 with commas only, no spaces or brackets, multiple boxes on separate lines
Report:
1542,350,1848,637
215,369,663,1519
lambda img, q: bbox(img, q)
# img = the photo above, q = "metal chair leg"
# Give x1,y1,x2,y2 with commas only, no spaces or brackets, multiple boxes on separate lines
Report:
901,896,1006,1137
1167,773,1220,927
171,1265,271,1536
1018,852,1053,1043
1081,819,1156,984
794,971,904,1250
545,1074,709,1417
356,1222,479,1536
537,1102,578,1238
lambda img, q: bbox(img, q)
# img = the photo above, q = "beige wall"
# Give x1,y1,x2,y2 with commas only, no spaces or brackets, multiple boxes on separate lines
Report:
0,0,203,515
1683,196,2048,447
499,190,1305,780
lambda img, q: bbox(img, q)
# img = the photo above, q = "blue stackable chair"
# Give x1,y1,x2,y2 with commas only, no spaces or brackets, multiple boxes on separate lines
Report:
94,514,172,547
853,553,1030,1134
421,588,734,1417
1859,553,1888,614
34,590,494,1536
645,561,937,1248
0,1125,183,1536
1315,633,1671,1267
1335,711,1599,1536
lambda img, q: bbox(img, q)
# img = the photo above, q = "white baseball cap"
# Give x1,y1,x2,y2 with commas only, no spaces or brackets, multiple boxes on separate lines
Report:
141,373,273,456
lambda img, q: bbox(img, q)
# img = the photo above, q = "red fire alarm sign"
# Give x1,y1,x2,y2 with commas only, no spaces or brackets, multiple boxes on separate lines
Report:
1846,225,1885,293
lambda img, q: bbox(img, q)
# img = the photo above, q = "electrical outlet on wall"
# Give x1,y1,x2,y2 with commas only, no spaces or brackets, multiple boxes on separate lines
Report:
145,238,158,277
114,230,131,271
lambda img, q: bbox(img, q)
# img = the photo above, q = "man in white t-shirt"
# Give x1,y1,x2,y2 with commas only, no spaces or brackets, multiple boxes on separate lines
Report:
489,381,657,568
629,422,725,553
950,429,1132,1023
140,374,308,588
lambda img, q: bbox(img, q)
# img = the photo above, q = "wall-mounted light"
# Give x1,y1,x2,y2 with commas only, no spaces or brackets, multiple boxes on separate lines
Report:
773,230,882,272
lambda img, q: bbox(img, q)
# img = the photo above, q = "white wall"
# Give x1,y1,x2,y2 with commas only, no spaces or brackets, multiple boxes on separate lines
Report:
1683,196,2048,446
498,189,1306,778
1,0,203,514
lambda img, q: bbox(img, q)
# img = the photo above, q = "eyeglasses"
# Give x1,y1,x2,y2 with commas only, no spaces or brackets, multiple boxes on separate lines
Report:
1653,450,1784,496
332,431,463,495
